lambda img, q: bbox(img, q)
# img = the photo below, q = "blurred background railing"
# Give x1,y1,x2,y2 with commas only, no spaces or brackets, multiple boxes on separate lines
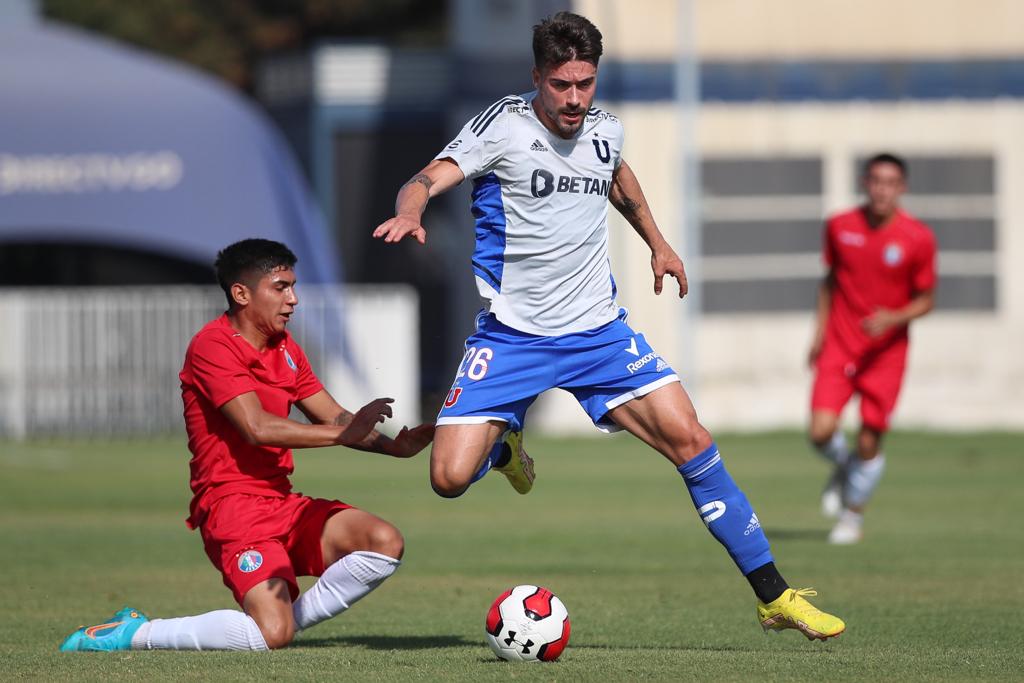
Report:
0,285,419,439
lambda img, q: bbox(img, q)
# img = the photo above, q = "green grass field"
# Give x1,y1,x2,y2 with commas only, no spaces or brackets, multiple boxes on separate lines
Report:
2,431,1022,681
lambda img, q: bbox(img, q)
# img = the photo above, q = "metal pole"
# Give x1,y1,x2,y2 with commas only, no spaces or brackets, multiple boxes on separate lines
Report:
676,0,701,398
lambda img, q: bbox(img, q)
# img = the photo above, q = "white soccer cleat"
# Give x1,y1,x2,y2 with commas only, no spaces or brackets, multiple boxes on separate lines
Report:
828,510,863,545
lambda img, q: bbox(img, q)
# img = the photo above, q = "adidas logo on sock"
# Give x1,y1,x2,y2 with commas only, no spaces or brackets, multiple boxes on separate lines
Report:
743,513,762,536
530,139,549,152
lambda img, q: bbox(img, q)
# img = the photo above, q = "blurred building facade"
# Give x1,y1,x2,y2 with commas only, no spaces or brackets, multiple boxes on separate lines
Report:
262,0,1024,432
578,0,1024,431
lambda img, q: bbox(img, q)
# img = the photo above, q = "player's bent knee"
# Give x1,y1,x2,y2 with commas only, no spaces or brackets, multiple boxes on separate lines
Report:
367,521,404,559
431,477,469,498
256,617,295,650
429,459,474,498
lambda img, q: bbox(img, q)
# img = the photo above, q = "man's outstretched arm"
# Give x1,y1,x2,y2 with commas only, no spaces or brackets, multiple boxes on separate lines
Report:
610,159,688,298
372,158,465,245
297,389,434,458
219,391,402,451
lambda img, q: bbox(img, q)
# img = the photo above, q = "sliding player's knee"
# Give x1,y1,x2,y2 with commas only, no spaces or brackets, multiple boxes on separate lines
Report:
367,521,404,559
255,615,295,650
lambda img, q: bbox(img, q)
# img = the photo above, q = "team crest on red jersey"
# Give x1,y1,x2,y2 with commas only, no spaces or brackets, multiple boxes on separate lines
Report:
883,243,904,266
284,349,297,371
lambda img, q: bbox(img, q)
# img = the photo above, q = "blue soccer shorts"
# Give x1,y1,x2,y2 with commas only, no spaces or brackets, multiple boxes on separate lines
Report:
436,310,680,433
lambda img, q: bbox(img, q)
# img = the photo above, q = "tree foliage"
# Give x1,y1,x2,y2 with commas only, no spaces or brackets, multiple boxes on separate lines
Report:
42,0,445,91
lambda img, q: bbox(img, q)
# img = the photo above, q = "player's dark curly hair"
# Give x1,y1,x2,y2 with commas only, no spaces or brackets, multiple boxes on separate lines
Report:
214,238,297,309
532,11,603,71
863,152,908,179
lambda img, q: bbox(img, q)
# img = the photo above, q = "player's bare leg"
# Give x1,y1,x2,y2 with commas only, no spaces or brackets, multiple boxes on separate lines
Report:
244,579,296,649
291,509,404,633
605,382,711,466
610,382,844,639
809,410,840,450
320,508,405,564
430,421,534,496
431,422,503,496
810,409,850,518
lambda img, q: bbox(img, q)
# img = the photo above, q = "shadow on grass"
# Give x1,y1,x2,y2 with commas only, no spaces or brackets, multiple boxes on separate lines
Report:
295,634,478,650
763,527,829,541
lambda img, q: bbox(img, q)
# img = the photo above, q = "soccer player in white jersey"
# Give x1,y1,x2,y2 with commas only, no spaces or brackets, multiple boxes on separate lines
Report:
374,11,845,640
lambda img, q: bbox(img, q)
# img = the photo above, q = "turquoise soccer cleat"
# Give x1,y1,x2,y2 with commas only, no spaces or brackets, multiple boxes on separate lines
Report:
60,607,148,652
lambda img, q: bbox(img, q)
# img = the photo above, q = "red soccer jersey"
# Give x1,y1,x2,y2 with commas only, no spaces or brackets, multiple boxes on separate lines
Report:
179,314,323,529
822,207,937,357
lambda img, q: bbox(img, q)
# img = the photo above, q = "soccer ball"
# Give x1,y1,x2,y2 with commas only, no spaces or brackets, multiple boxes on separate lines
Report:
484,585,571,662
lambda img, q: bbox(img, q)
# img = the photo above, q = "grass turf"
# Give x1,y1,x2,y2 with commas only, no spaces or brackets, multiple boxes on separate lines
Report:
1,431,1022,681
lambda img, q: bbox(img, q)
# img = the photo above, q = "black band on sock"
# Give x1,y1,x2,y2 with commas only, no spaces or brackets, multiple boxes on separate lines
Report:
746,561,788,604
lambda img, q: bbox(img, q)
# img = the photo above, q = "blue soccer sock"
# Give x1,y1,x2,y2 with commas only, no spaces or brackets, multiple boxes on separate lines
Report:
469,437,508,484
678,443,774,575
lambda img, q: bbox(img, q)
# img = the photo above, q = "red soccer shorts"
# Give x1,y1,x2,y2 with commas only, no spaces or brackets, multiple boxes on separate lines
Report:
199,492,353,605
811,338,908,433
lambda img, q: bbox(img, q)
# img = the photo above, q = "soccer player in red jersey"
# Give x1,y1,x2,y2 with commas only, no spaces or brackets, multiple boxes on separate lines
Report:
808,154,937,544
61,239,434,651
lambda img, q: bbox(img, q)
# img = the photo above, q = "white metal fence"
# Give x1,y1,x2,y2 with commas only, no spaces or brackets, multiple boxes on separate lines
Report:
0,285,419,439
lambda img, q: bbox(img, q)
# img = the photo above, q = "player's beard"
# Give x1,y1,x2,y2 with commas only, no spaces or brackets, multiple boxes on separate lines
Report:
536,96,585,138
556,107,585,137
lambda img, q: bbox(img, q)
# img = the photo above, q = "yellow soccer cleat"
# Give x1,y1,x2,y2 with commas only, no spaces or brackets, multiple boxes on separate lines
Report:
493,429,535,494
757,588,845,641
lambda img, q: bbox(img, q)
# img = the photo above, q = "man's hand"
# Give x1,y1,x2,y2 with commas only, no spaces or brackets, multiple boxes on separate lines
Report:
381,423,436,458
652,245,688,298
338,397,394,446
372,216,427,245
862,308,902,338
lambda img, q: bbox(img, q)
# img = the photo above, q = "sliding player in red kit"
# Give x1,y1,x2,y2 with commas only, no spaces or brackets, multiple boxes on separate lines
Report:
61,238,433,651
808,154,937,544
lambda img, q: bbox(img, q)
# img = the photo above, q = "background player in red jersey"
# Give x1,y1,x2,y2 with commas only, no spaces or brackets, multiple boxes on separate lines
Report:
808,154,937,545
61,238,434,652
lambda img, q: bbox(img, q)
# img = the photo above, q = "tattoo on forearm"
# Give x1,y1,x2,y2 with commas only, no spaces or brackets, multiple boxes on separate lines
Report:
333,410,352,427
405,174,434,192
618,196,641,217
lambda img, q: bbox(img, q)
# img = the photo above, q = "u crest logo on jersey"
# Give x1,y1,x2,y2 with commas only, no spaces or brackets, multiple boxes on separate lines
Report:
444,387,463,407
592,139,610,163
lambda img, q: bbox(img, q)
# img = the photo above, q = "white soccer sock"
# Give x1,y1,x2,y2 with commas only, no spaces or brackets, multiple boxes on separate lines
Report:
292,551,401,631
844,453,886,508
130,610,268,651
815,430,850,466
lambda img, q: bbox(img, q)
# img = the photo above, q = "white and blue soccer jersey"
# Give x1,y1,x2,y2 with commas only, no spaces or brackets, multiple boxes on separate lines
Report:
437,92,624,337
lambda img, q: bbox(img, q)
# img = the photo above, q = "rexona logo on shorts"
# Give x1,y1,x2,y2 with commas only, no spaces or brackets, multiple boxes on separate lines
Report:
626,352,659,374
237,550,264,573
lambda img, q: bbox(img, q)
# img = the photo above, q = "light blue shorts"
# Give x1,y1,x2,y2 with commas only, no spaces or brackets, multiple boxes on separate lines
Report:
437,310,679,433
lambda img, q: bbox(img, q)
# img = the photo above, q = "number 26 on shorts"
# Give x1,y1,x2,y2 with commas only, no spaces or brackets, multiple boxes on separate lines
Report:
457,346,494,381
